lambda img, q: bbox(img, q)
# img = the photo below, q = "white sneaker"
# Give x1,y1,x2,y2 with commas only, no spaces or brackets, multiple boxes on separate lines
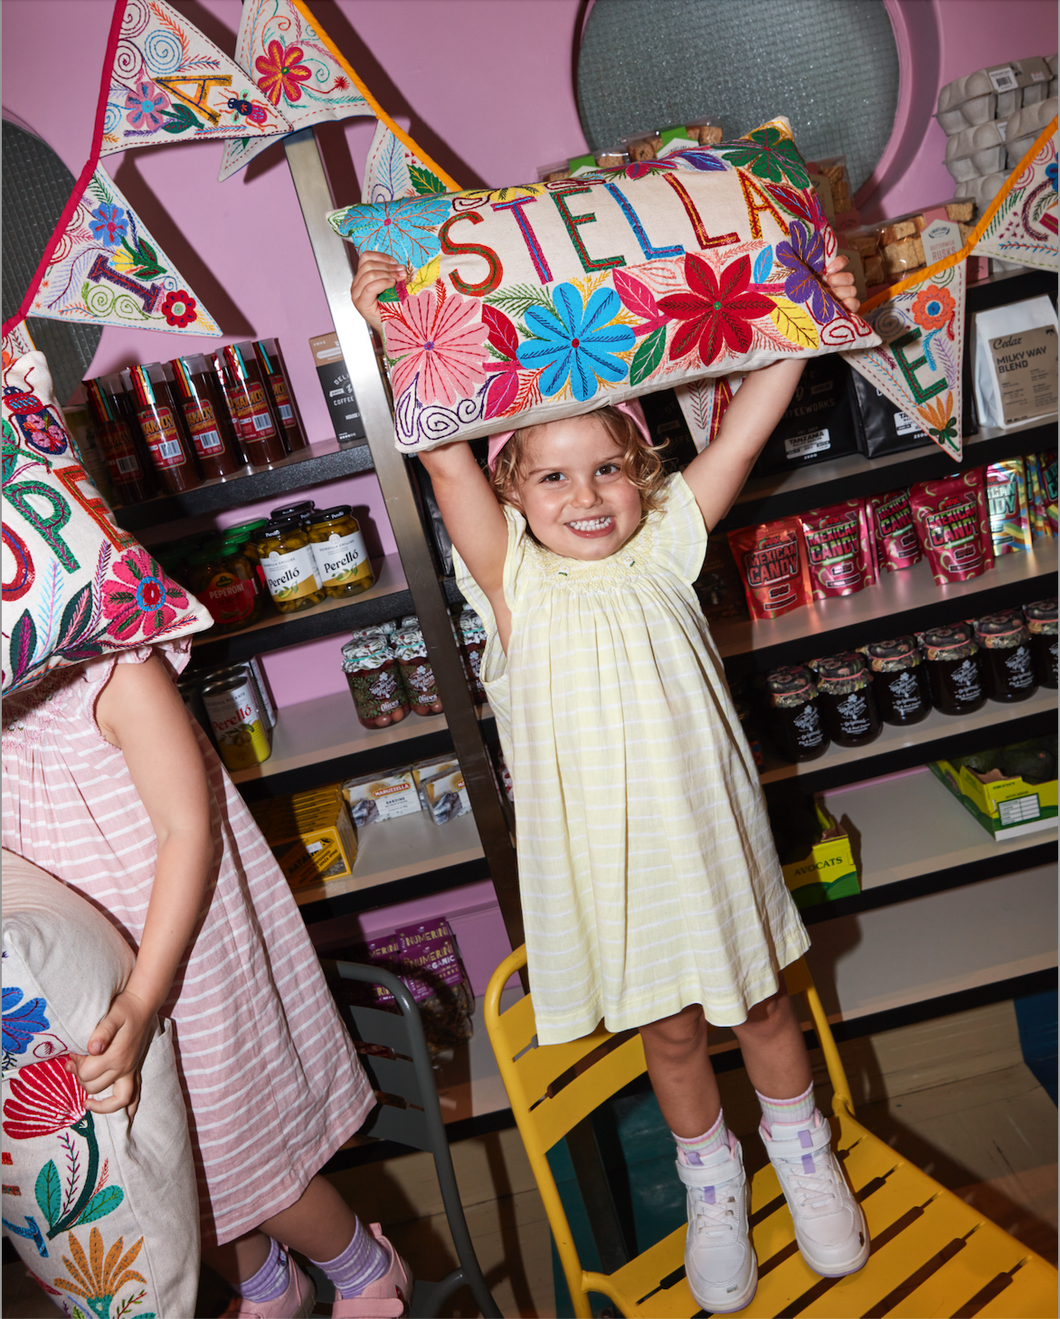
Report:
760,1110,869,1277
676,1135,758,1313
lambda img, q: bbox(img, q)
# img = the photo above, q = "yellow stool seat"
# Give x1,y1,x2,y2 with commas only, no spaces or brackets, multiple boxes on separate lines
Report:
484,947,1057,1319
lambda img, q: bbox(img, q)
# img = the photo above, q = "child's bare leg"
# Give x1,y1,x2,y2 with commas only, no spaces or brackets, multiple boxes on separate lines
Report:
730,986,812,1100
639,1003,720,1137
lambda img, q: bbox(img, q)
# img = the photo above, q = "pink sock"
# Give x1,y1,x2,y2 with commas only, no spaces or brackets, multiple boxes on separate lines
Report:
238,1238,289,1303
756,1082,816,1135
673,1109,728,1166
310,1218,388,1299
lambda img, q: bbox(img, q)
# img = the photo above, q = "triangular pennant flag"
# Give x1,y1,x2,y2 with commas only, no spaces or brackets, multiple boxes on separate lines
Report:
100,0,291,156
361,119,454,204
844,259,967,461
2,322,37,370
673,375,738,452
971,118,1058,270
26,163,220,337
218,0,459,190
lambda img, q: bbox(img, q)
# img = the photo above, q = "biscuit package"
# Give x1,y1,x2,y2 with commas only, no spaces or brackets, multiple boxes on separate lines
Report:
342,768,422,827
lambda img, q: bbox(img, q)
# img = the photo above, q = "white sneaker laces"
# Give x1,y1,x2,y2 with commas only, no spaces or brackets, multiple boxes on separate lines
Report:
777,1153,844,1212
690,1184,743,1238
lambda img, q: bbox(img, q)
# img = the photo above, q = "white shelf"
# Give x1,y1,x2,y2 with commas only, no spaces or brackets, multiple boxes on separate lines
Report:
292,807,485,909
759,686,1057,785
712,539,1058,660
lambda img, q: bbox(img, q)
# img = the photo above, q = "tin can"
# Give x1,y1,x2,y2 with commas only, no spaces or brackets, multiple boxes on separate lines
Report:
201,674,272,771
204,660,277,731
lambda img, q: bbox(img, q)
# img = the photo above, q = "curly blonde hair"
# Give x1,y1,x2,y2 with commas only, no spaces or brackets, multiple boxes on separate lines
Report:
488,406,668,514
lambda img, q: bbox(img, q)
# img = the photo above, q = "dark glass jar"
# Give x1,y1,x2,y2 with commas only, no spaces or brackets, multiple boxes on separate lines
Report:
974,610,1038,702
84,375,155,503
458,609,488,700
254,338,308,452
307,505,375,598
171,354,243,480
765,666,828,762
124,363,198,494
1024,599,1058,689
814,652,882,747
920,624,986,715
255,517,325,613
189,540,266,633
221,342,287,465
393,627,444,715
865,637,932,726
342,637,410,728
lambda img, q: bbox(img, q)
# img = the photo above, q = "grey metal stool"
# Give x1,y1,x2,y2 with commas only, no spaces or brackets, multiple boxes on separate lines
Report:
318,959,503,1319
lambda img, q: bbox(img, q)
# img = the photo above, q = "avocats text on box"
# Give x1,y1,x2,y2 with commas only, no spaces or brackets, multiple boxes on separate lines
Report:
778,801,859,909
929,738,1058,840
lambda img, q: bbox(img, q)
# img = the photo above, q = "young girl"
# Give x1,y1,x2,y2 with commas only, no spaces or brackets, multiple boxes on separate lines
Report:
2,642,411,1319
353,252,867,1312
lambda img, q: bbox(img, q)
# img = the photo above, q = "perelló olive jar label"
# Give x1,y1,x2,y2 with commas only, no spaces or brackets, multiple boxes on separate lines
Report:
261,545,320,601
311,529,369,584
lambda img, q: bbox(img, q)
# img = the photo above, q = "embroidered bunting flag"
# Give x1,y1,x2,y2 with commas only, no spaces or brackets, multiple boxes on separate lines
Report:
361,119,453,204
971,118,1058,270
845,259,967,461
673,375,739,452
100,0,291,156
26,163,221,337
218,0,458,189
2,322,37,370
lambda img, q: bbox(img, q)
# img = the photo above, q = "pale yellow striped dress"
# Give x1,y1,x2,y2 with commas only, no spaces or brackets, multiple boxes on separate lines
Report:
456,473,809,1046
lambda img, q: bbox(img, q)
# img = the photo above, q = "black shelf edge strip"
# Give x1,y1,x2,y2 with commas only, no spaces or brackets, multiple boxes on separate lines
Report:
298,856,492,925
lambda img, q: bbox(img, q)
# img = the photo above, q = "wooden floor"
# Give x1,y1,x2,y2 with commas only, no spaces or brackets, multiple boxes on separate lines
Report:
3,999,1056,1318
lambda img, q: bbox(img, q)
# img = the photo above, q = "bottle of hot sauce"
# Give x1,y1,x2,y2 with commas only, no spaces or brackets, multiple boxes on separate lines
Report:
84,376,156,503
124,363,198,495
254,338,308,453
221,342,287,466
171,354,243,480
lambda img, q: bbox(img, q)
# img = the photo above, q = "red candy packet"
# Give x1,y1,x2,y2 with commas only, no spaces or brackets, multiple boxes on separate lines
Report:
799,499,876,601
909,470,994,584
868,488,922,573
727,518,813,620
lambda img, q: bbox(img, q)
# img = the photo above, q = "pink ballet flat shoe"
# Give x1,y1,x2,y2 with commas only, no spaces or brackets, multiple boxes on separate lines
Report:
330,1224,410,1318
221,1251,316,1319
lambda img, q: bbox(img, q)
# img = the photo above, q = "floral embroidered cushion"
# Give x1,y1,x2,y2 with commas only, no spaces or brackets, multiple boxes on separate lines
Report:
2,850,200,1317
329,116,880,451
2,351,212,694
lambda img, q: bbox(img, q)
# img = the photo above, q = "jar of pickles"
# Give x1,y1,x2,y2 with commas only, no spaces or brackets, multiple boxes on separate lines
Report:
307,506,375,598
864,637,931,726
974,611,1037,702
256,518,325,613
189,540,266,633
342,637,410,728
920,623,985,715
1024,599,1058,689
814,653,881,747
393,627,443,715
765,666,828,762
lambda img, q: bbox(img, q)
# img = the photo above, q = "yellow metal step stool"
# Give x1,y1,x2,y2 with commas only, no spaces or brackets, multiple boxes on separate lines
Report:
485,947,1057,1319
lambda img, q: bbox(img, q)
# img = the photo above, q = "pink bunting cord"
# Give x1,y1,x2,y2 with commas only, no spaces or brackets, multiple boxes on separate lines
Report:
486,397,653,471
2,0,126,338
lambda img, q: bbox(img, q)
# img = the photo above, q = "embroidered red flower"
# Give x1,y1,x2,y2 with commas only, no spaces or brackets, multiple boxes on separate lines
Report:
255,40,313,106
160,290,197,328
3,1057,87,1139
659,253,777,366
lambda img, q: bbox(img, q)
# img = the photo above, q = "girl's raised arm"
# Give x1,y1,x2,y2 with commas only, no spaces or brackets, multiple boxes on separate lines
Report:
419,444,511,615
72,654,215,1116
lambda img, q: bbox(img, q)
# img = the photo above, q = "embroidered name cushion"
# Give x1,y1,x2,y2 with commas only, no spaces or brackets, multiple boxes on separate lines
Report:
2,850,200,1318
2,351,212,695
329,116,880,452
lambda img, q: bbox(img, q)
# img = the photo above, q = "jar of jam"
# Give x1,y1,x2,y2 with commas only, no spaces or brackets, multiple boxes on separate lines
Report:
256,518,325,613
221,342,287,466
125,363,198,494
393,627,443,715
171,354,243,480
920,623,986,715
342,637,410,728
864,637,931,726
307,506,375,598
458,609,488,700
189,540,266,633
765,666,828,762
254,339,308,452
974,611,1038,702
1024,599,1058,689
84,376,156,503
814,653,881,747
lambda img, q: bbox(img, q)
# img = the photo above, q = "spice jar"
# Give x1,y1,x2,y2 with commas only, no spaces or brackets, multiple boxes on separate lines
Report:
84,376,155,503
307,505,375,598
171,354,243,480
256,517,325,613
125,363,198,494
1024,599,1058,689
814,652,881,747
393,627,443,715
765,666,828,763
974,611,1038,702
221,342,287,465
864,637,931,726
342,637,410,728
920,623,986,715
189,540,266,633
458,609,487,700
254,338,308,452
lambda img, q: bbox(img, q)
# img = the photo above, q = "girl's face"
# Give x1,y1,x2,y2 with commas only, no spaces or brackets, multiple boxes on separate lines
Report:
510,416,644,561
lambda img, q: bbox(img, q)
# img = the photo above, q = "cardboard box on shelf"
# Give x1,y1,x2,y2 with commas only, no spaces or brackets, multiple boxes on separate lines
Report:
929,749,1058,841
309,331,367,444
780,802,860,909
251,784,358,891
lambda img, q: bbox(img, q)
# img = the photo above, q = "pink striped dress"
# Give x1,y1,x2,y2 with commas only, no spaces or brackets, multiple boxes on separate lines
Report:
1,642,375,1247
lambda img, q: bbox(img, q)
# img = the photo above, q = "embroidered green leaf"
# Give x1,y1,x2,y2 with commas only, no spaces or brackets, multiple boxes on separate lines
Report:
160,102,201,135
485,284,556,319
629,326,667,386
409,164,447,196
769,300,819,351
35,1160,61,1227
74,1185,124,1225
121,237,165,281
9,609,39,685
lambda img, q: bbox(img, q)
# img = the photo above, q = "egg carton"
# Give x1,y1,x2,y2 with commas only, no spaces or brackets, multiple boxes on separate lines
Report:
944,121,1008,181
936,56,1056,135
1005,96,1058,169
953,171,1009,208
937,71,997,134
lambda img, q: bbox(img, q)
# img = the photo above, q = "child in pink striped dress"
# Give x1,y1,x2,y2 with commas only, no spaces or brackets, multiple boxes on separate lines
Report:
3,640,410,1319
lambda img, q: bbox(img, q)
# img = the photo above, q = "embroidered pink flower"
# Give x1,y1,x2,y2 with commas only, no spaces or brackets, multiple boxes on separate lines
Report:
255,40,313,105
386,288,489,406
3,1056,87,1139
124,81,169,131
101,547,188,641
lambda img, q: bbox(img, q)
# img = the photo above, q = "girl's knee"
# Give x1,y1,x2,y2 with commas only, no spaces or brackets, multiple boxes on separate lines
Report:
734,988,792,1036
640,1003,707,1050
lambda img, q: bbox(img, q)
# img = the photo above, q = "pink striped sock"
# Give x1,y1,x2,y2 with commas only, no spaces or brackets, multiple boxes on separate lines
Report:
237,1238,289,1303
672,1110,727,1166
309,1217,387,1300
756,1082,816,1135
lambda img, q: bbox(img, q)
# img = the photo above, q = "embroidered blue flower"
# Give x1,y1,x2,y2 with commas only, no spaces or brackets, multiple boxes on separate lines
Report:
517,284,635,401
2,987,50,1055
1046,160,1057,193
89,203,127,247
330,196,452,269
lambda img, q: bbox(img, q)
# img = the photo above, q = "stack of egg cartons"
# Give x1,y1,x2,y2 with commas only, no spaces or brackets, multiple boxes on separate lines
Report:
937,56,1057,268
